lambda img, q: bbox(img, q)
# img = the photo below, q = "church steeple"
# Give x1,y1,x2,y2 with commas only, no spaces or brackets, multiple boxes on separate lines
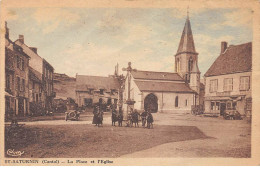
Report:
174,10,200,96
176,13,197,56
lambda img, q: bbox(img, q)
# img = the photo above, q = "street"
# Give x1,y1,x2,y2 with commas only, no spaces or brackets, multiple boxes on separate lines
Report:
5,112,251,158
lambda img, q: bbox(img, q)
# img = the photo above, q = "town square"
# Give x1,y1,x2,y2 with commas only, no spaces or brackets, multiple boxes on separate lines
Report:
3,6,253,159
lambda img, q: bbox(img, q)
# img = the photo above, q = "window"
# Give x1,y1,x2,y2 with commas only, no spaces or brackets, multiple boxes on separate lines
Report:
223,78,233,91
176,58,180,72
17,77,20,91
211,102,214,110
6,74,11,90
100,89,104,95
175,96,179,107
39,93,42,101
111,89,115,95
210,79,218,92
36,94,38,103
185,99,188,106
16,55,20,68
240,76,250,91
22,79,25,91
21,59,24,71
211,102,220,110
188,57,193,72
216,102,220,110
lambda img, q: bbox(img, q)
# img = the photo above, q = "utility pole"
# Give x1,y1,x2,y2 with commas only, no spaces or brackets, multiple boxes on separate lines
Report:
122,62,137,116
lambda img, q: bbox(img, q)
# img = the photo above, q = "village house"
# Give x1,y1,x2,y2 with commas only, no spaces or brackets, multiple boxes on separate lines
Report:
28,66,44,115
75,74,120,110
204,42,252,117
14,35,55,114
5,22,30,117
122,14,203,116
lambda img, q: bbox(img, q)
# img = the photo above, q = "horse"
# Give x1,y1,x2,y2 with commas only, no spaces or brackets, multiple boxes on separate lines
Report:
131,110,139,128
147,113,154,129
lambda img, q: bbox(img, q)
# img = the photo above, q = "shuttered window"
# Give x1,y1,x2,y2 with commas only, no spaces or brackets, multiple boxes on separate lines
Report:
240,76,250,91
210,79,218,92
223,78,233,91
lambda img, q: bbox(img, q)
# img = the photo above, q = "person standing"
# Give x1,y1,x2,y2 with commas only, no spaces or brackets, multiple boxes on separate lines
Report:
141,110,148,127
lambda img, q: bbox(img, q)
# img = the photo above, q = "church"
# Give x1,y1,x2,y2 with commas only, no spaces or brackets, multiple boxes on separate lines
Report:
122,14,202,115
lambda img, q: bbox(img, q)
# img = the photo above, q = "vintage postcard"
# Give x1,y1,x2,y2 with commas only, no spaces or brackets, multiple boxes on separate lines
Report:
0,0,260,166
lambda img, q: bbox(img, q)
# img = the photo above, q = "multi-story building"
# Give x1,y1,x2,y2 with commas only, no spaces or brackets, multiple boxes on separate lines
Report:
5,22,30,117
204,42,252,117
14,35,55,113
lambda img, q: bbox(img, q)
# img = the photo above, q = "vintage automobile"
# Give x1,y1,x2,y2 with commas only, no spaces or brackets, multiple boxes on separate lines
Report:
65,110,80,121
223,108,242,120
65,98,80,121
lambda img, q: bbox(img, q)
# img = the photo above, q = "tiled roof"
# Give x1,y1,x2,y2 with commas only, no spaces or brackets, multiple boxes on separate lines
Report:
134,80,194,93
131,70,184,81
204,42,252,77
29,67,42,83
176,16,197,56
76,75,119,91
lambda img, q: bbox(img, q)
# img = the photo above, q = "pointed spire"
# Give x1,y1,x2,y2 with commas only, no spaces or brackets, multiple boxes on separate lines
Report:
176,11,197,56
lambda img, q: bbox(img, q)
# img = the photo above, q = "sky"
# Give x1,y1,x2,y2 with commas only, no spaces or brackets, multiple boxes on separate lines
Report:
6,8,253,77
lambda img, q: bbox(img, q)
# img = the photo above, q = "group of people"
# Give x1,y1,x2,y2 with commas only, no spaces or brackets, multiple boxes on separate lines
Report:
140,109,154,129
92,105,154,129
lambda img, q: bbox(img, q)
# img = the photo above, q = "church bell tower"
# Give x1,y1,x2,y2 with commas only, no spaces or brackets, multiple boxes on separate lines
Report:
175,11,200,95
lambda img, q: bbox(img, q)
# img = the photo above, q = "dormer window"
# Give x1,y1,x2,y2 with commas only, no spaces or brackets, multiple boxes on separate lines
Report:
111,89,115,95
100,89,104,95
89,89,93,95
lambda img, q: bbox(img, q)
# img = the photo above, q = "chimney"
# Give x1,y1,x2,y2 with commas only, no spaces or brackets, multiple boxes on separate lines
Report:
221,41,228,54
19,35,24,43
5,21,9,39
29,47,37,54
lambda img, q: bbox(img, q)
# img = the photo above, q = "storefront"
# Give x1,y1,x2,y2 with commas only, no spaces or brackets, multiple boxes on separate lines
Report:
205,95,249,116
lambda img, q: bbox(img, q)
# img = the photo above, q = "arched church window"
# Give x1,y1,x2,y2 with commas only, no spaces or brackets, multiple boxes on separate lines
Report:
175,96,179,107
188,57,193,72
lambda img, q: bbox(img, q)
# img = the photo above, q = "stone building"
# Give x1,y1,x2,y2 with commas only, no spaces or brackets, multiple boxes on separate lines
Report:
5,22,30,117
122,15,201,115
14,35,55,113
204,42,252,117
75,74,120,110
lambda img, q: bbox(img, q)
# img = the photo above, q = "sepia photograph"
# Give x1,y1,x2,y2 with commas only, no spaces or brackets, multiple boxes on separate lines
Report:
0,0,259,166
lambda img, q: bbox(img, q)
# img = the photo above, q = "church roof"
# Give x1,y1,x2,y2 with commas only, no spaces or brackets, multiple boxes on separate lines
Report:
131,70,184,81
134,80,195,93
176,16,197,56
76,75,119,91
204,42,252,77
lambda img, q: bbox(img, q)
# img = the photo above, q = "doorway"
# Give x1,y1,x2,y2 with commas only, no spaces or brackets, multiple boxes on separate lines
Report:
144,93,158,113
220,103,226,116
